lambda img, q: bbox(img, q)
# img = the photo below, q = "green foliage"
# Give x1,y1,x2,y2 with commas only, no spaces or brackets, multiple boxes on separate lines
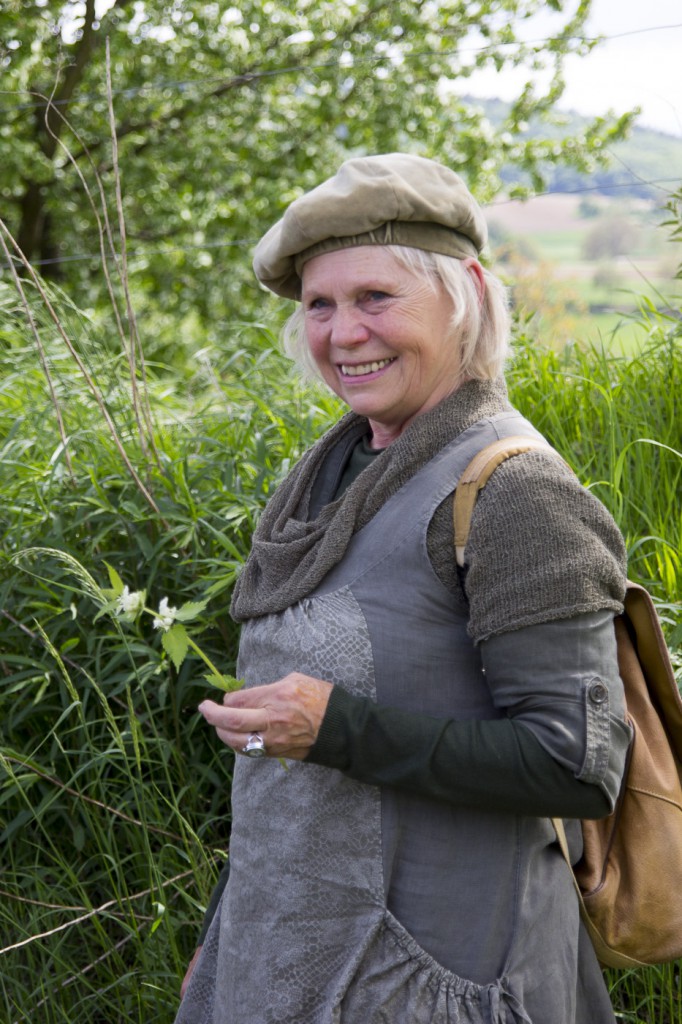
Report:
478,97,682,203
1,307,681,1019
508,317,682,664
0,6,676,1015
0,285,340,1018
0,0,637,327
663,186,682,279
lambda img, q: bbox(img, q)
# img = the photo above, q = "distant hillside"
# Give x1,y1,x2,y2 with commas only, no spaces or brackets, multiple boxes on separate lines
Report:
464,96,682,201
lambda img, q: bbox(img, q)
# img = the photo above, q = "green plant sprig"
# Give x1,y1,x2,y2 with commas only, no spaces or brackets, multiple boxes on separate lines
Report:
98,562,244,693
98,564,289,769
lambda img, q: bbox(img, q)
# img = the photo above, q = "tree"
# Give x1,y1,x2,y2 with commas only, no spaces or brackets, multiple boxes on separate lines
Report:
0,0,635,326
582,213,640,261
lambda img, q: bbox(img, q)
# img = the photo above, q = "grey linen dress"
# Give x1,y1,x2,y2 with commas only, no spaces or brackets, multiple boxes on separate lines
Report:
176,410,622,1024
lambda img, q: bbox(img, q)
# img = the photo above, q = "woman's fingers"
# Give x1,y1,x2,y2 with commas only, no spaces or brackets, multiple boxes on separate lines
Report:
199,700,264,734
198,674,333,760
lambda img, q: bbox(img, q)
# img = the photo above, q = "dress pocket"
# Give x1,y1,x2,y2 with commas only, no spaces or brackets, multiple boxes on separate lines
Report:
331,910,532,1024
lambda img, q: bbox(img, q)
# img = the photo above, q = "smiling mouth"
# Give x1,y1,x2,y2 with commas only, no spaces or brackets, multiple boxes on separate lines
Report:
340,357,396,377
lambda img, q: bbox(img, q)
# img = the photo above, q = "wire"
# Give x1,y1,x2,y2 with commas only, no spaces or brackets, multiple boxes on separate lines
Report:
1,178,677,271
1,22,681,118
4,238,255,268
487,177,680,206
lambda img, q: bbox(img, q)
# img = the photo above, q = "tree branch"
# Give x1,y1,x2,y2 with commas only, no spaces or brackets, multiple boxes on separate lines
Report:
39,0,136,156
68,0,401,167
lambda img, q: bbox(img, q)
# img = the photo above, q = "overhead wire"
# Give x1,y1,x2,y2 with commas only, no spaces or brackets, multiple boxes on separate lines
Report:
0,14,679,272
0,177,678,272
0,20,681,117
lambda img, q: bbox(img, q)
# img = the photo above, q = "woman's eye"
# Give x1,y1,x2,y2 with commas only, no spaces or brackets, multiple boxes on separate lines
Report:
366,291,389,302
307,297,329,310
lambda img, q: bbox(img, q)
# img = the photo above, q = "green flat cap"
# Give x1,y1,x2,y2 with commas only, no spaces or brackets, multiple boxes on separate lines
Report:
253,153,488,299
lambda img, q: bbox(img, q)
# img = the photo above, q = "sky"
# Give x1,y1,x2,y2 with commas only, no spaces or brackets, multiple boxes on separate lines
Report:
465,0,682,138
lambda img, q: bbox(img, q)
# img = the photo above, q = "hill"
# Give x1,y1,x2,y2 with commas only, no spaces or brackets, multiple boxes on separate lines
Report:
482,191,680,353
465,96,682,201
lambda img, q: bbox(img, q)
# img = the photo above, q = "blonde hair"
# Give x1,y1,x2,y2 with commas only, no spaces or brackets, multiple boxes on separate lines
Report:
281,245,511,384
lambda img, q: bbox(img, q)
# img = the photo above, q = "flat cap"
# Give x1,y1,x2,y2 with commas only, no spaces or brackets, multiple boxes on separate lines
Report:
253,153,488,299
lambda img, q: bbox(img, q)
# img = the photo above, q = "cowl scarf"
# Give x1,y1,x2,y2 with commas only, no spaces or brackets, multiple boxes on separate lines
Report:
230,378,512,621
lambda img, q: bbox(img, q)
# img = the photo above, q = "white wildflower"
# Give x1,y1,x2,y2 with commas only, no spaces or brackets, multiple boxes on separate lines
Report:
116,586,145,619
153,597,177,632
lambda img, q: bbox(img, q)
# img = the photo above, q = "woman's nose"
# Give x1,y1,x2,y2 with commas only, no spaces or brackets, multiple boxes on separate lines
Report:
330,306,371,347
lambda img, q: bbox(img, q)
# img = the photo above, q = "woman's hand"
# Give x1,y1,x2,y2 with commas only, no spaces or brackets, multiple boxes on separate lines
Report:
181,946,202,999
198,673,333,760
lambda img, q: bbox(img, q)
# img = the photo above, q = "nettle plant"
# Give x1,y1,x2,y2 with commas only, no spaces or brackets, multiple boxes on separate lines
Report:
11,547,244,695
100,564,244,693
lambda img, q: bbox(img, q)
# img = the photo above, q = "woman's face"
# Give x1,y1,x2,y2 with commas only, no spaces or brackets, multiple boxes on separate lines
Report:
301,247,470,447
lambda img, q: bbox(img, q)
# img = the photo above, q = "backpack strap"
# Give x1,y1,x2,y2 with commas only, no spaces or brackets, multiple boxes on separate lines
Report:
453,435,559,567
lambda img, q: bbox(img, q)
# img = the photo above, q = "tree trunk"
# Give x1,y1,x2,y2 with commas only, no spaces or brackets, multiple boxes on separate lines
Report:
17,181,48,270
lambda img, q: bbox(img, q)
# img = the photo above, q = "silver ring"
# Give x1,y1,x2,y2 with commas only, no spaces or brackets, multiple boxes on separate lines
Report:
242,733,266,758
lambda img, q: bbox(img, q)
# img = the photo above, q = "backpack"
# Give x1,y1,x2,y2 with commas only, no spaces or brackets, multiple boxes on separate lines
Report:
453,435,682,969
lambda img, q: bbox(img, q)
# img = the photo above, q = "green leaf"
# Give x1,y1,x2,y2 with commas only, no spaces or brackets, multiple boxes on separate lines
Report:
174,599,209,623
162,624,189,671
93,598,121,623
150,901,166,935
104,562,125,596
204,673,244,692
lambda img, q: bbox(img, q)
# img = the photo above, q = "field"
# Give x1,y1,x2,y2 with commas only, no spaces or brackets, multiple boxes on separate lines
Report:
487,193,682,352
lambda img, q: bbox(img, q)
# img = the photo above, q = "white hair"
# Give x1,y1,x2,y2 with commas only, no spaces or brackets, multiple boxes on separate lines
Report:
280,245,511,384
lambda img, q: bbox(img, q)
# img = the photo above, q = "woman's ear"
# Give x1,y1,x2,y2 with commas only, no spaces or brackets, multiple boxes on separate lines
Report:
463,258,485,307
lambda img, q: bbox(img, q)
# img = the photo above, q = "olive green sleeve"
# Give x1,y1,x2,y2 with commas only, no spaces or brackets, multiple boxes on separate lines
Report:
306,686,612,820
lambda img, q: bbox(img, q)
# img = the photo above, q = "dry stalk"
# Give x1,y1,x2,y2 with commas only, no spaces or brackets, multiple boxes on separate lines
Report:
0,889,151,926
0,220,167,524
14,868,199,1020
36,81,161,473
40,90,131,388
24,933,135,1019
105,38,159,467
2,753,185,842
0,232,75,482
0,870,195,955
0,889,87,912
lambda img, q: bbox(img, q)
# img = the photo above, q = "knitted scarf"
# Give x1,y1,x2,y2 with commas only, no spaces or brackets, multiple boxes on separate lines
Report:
230,378,511,621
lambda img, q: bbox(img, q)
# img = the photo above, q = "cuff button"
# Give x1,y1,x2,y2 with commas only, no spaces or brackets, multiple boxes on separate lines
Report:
588,680,608,704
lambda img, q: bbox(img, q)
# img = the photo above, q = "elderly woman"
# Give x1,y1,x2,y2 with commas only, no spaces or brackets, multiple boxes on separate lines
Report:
176,154,631,1024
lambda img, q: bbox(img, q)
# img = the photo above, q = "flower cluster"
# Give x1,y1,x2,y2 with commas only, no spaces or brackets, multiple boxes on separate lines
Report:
101,566,242,693
153,597,177,632
116,585,146,622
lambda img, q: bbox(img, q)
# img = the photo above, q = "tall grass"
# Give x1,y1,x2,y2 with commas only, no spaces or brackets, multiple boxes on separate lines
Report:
0,274,680,1021
0,279,340,1020
508,310,682,612
511,314,682,1022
